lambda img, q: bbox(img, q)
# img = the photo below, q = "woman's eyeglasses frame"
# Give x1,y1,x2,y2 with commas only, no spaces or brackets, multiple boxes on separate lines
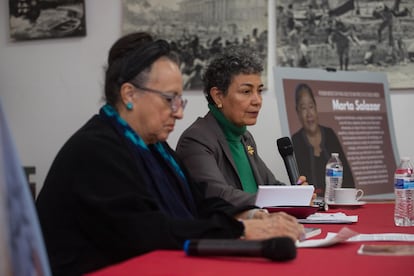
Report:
130,82,187,113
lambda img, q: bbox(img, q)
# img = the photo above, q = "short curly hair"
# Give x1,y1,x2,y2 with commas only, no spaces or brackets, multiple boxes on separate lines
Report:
202,46,264,104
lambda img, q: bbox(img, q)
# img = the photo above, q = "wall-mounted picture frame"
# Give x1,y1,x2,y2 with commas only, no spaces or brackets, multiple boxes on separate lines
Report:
121,0,268,91
9,0,86,42
275,0,414,89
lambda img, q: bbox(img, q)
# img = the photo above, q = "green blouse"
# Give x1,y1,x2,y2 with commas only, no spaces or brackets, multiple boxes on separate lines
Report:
209,104,257,193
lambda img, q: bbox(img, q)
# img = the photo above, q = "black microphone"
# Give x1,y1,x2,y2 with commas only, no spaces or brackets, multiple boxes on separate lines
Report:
277,137,300,185
184,237,296,261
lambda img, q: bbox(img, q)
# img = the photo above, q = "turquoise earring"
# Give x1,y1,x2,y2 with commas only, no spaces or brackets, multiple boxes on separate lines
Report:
126,102,133,110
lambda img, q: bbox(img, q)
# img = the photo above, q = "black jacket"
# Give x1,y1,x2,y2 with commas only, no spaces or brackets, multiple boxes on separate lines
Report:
36,114,250,275
292,125,354,195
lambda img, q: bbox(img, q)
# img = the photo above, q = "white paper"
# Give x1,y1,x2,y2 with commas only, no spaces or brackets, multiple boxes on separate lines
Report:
255,185,314,208
348,233,414,242
298,212,358,224
357,244,414,256
297,227,359,248
297,227,414,248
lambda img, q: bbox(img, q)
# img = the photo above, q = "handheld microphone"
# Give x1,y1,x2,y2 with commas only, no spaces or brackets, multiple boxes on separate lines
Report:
277,137,300,185
184,237,296,261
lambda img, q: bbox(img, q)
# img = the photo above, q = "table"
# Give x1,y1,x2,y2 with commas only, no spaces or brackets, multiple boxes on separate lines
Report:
87,203,414,276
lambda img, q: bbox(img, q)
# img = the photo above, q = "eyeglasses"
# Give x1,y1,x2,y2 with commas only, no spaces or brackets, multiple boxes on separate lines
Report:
131,83,187,113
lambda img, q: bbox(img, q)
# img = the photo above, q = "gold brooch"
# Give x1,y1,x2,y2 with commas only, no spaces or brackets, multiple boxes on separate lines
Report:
247,145,255,155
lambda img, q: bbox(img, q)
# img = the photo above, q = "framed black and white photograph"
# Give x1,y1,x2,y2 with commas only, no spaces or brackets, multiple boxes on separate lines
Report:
9,0,86,42
121,0,268,91
275,0,414,89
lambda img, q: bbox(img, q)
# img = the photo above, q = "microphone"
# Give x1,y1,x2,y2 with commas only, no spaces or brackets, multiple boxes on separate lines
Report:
277,137,300,185
184,237,296,261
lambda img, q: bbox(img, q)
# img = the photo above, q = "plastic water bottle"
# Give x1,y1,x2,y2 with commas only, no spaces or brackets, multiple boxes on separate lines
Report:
324,153,343,203
394,157,414,226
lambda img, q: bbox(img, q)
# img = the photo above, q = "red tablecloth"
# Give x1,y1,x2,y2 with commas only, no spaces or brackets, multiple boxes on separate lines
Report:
87,203,414,276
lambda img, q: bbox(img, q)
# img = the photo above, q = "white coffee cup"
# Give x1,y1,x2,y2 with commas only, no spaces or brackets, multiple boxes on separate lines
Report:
334,188,364,204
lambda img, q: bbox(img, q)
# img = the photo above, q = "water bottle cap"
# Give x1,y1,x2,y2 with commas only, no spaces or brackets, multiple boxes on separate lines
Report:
332,153,339,157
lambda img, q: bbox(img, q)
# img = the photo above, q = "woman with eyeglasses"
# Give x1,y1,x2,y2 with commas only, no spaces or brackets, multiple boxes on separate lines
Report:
35,32,304,275
176,46,307,207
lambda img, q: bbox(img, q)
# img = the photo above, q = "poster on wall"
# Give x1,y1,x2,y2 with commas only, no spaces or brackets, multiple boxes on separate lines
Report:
275,0,414,89
9,0,86,41
121,0,268,91
274,67,398,198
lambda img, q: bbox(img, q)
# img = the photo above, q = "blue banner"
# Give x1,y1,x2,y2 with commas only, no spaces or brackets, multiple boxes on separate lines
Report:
0,97,51,276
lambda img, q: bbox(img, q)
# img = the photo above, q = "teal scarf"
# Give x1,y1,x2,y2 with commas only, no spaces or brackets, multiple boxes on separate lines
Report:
100,104,196,218
209,104,257,193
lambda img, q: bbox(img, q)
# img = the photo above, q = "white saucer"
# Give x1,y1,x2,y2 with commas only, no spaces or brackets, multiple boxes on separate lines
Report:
327,201,366,207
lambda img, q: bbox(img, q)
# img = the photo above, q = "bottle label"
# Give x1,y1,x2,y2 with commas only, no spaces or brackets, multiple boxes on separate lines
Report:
394,177,414,189
395,168,413,175
326,168,343,177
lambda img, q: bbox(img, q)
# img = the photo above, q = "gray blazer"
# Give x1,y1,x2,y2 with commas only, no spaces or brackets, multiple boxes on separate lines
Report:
176,112,285,206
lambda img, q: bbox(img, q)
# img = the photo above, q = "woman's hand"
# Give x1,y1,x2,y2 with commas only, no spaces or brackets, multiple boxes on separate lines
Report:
296,175,316,205
240,212,304,242
296,175,308,185
236,208,270,220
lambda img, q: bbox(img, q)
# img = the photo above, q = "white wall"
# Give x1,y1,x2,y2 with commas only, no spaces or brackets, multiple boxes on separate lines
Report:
1,0,413,195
